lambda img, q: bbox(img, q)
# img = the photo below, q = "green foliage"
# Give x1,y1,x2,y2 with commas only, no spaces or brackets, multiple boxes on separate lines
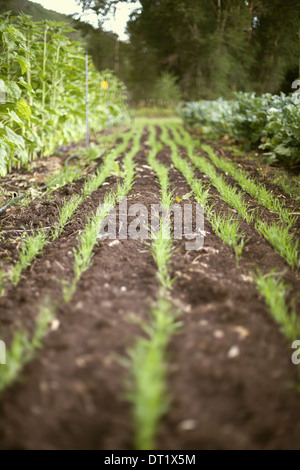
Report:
182,93,300,165
0,13,128,176
128,126,179,448
160,124,246,260
123,0,299,101
150,219,174,291
174,125,300,267
63,194,116,302
152,73,182,109
193,156,253,224
271,169,300,203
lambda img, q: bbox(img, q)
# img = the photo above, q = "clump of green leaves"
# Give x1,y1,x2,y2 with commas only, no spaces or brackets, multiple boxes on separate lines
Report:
0,13,128,176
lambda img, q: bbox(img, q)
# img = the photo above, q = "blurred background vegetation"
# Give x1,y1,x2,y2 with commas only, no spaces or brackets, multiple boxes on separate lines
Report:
1,0,299,108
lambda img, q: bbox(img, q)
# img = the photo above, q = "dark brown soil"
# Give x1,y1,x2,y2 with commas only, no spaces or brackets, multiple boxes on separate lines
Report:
0,125,299,450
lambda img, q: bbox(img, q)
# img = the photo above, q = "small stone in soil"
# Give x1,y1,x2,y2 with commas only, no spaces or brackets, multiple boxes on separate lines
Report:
178,419,197,431
227,345,240,358
213,329,224,339
109,240,120,247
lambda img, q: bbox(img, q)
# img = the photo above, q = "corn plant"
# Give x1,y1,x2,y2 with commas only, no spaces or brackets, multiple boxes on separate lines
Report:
0,13,128,176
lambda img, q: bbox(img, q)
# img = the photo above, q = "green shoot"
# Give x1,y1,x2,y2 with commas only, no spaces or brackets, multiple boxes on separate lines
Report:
0,299,54,394
10,228,48,285
211,211,246,260
255,271,300,342
256,220,299,270
51,194,83,240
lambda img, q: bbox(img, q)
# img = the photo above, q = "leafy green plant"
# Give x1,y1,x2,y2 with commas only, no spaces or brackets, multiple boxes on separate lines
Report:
152,72,182,109
0,13,128,176
181,92,300,165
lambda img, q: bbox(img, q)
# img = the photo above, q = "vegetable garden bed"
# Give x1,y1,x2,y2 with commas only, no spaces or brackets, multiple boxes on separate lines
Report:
0,119,299,450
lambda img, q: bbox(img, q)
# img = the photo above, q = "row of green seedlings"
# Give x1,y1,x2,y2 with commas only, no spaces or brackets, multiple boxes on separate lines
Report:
44,129,130,195
169,125,299,270
0,130,135,294
198,142,296,227
62,125,143,302
198,142,300,269
11,128,130,211
126,124,180,450
159,125,246,261
0,126,142,395
164,125,300,369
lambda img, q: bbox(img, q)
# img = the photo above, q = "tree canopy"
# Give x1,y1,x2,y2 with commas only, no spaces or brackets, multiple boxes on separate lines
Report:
78,0,299,102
